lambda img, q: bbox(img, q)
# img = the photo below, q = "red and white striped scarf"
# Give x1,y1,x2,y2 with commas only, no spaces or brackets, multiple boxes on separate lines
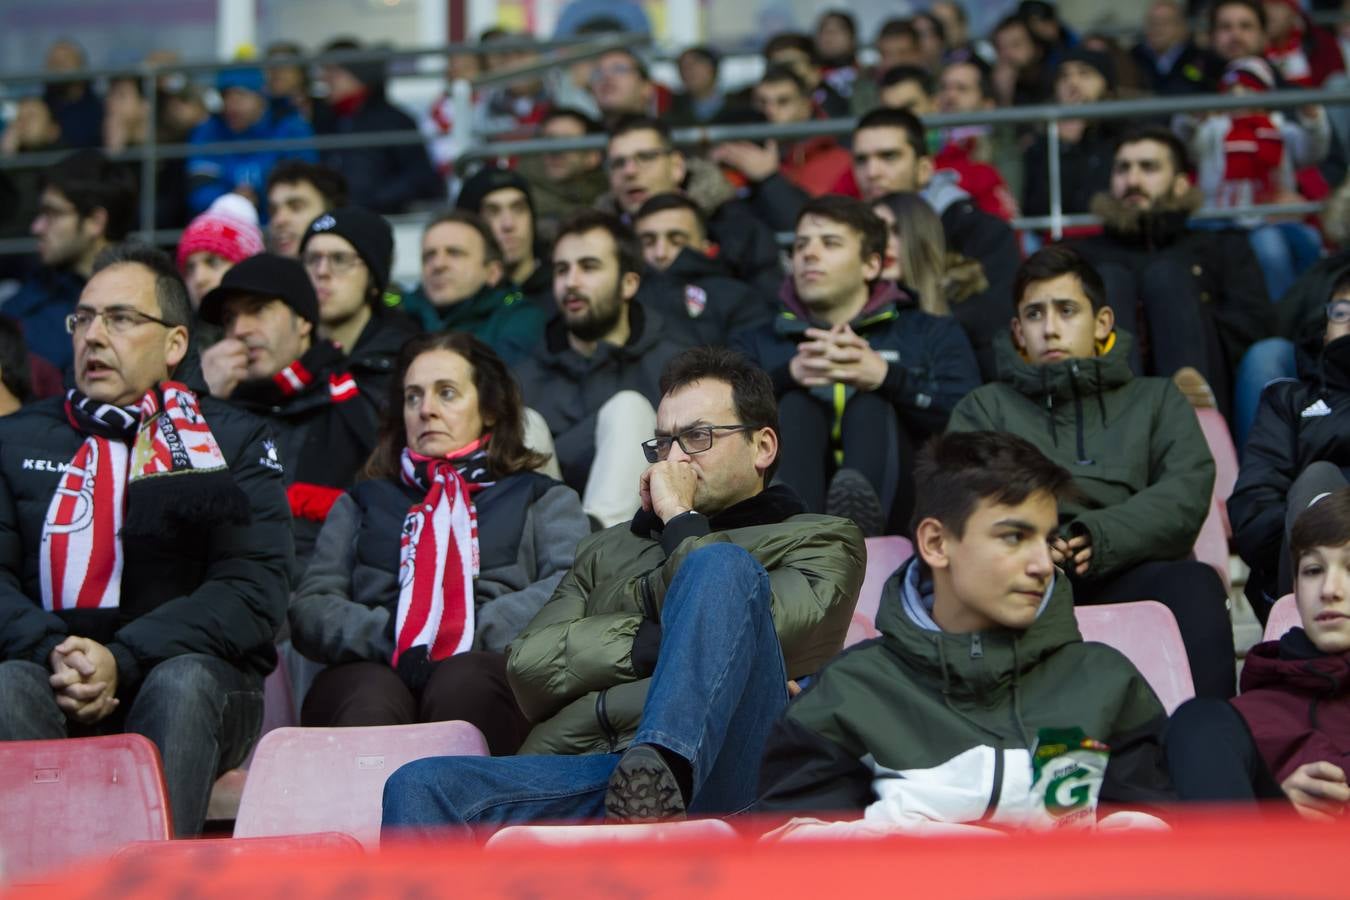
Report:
40,382,234,612
391,438,494,666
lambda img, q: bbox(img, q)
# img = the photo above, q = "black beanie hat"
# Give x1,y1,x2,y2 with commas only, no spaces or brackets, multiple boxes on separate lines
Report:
1059,47,1117,91
300,206,393,293
198,253,320,327
455,167,536,218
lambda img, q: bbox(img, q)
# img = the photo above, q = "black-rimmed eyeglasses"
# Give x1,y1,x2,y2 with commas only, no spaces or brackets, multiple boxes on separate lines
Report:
642,425,753,464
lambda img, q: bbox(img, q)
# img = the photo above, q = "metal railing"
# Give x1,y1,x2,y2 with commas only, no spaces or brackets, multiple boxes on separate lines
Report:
1,42,1347,257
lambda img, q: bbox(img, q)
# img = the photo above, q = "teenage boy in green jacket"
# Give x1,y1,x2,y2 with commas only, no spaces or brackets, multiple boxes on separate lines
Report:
756,430,1174,833
947,245,1233,698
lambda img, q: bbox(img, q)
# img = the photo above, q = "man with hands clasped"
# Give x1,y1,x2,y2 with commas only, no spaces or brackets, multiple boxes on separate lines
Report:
733,195,980,536
381,346,864,833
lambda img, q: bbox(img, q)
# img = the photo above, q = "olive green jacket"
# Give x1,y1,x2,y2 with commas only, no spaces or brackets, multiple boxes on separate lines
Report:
506,498,865,755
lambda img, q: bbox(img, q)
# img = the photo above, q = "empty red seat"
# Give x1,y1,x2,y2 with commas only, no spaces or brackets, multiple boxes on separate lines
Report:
484,818,740,848
113,831,362,863
0,734,171,884
1195,408,1239,506
1262,594,1300,643
1075,601,1196,714
1192,493,1232,592
855,536,914,625
233,721,489,849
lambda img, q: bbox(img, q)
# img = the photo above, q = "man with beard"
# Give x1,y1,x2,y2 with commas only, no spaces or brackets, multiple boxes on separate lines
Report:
1068,127,1270,415
513,210,686,527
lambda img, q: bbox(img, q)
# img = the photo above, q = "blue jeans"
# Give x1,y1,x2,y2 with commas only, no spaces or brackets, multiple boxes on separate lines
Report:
1248,222,1323,303
381,543,789,838
1233,337,1297,452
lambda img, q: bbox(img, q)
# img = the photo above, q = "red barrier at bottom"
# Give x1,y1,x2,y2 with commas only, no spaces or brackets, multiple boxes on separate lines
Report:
4,811,1343,899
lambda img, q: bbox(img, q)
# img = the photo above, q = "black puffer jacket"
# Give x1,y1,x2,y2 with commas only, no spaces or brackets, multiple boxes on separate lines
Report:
1231,332,1350,602
313,92,445,214
0,396,292,692
513,305,686,493
635,248,773,347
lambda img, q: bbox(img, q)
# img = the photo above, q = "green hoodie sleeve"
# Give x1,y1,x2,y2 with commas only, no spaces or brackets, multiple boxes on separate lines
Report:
1072,382,1215,579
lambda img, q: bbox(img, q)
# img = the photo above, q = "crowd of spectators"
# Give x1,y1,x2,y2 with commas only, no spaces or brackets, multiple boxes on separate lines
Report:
0,0,1348,845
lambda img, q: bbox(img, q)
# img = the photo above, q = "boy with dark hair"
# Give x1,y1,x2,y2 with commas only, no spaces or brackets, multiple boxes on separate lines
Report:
382,346,864,834
949,245,1235,698
1167,488,1350,817
732,195,979,536
632,193,769,347
265,161,349,258
752,65,852,197
756,429,1173,834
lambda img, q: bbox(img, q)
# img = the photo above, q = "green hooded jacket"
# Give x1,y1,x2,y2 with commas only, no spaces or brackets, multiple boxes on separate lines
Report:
400,282,546,365
506,489,865,756
756,557,1173,824
947,330,1214,580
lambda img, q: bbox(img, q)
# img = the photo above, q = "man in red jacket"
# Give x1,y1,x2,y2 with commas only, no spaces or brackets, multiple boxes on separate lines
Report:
1166,488,1350,819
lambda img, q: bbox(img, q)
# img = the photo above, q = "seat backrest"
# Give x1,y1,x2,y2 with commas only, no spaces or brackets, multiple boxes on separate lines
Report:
484,819,739,849
856,536,914,624
1075,601,1197,715
843,611,881,649
233,721,489,849
0,734,171,884
1195,408,1239,503
1191,493,1231,592
1263,594,1300,643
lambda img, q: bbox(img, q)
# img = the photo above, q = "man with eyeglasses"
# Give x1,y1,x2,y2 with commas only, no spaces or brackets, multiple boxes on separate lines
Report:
382,345,864,833
0,244,292,837
598,116,786,305
1232,279,1350,620
3,150,136,374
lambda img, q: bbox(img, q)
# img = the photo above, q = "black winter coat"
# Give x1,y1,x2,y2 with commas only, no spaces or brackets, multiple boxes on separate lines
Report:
313,93,445,213
635,248,773,347
0,396,292,692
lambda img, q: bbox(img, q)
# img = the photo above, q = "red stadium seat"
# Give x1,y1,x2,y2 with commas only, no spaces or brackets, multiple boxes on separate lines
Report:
1195,408,1239,538
843,611,881,648
113,832,362,863
1075,600,1196,714
1192,494,1232,592
484,819,740,848
856,536,914,624
233,722,489,849
1262,594,1299,643
208,654,299,823
0,734,171,884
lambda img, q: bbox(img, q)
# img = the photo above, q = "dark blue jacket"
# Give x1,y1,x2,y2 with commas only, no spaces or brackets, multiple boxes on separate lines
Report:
186,110,316,215
312,93,444,214
731,282,981,440
2,266,85,373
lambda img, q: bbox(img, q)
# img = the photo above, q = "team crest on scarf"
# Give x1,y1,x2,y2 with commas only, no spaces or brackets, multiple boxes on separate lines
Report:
684,284,708,319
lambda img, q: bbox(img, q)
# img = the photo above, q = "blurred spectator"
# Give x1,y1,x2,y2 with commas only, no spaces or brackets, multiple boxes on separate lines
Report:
186,65,315,216
0,97,64,240
815,11,864,100
1019,0,1079,63
602,117,785,303
1131,0,1222,96
197,253,385,564
1072,127,1271,418
912,12,950,75
0,244,292,837
935,58,1025,216
41,39,103,149
512,210,685,526
1080,33,1150,97
265,160,348,259
1180,56,1330,300
589,48,669,127
401,210,545,364
1,150,135,372
0,317,33,416
632,193,770,346
455,168,551,311
102,75,193,230
732,195,979,534
517,108,608,242
289,331,587,750
177,193,265,316
1022,48,1121,216
878,65,935,116
473,30,551,136
992,14,1053,108
264,41,314,121
1231,283,1350,614
876,20,926,76
422,47,485,178
872,191,988,317
1262,0,1346,86
949,246,1235,699
312,39,445,214
753,66,852,196
298,206,418,359
763,33,849,119
1210,0,1269,66
931,1,994,65
669,46,739,127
